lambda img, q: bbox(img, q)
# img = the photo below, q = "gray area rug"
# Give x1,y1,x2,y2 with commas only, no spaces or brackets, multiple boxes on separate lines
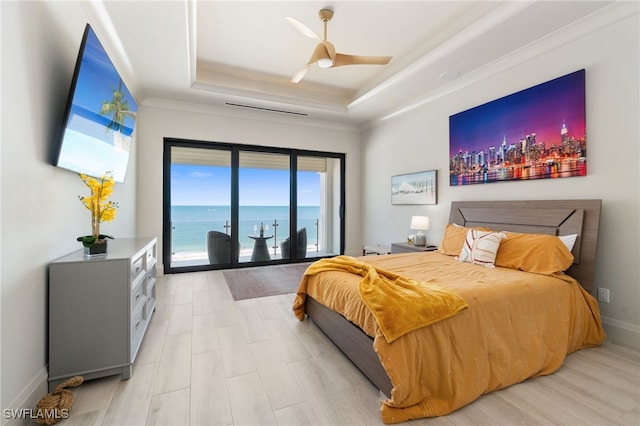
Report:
223,262,312,301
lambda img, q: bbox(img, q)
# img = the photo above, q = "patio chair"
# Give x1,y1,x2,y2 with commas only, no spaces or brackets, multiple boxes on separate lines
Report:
280,227,307,259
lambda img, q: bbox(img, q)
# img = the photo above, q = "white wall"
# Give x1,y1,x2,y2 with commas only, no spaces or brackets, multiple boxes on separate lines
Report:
361,6,639,349
1,0,637,418
1,1,138,417
136,101,362,273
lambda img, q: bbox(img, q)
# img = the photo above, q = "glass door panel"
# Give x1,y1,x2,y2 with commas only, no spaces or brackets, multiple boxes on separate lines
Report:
238,151,290,264
169,146,233,269
297,156,342,259
164,140,345,273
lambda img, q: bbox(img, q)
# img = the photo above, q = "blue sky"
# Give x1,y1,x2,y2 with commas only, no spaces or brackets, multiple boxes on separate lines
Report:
171,164,320,206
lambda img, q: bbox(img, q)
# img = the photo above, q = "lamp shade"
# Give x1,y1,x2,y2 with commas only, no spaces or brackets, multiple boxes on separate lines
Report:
410,216,430,231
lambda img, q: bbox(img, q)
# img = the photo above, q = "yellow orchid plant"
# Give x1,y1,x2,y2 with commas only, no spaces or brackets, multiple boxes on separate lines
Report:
77,173,118,247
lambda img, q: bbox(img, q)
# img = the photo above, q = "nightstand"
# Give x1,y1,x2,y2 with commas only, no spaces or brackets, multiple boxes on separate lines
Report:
391,242,438,254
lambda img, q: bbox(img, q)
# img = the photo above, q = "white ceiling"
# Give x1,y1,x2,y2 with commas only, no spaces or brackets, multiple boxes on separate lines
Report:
95,0,615,125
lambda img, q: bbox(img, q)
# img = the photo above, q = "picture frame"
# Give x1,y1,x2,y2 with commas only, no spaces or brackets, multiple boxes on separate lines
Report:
391,170,437,205
449,69,586,186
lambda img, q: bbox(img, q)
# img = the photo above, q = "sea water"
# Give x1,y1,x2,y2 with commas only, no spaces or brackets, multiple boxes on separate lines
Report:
170,205,319,256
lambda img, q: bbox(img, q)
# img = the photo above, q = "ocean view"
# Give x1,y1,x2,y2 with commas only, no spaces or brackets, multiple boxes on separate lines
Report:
171,205,319,257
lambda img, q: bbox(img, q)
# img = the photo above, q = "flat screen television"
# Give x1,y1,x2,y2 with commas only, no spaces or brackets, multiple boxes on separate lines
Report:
54,24,137,183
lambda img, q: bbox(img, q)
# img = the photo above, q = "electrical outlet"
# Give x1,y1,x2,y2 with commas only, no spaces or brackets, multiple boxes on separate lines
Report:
597,287,610,303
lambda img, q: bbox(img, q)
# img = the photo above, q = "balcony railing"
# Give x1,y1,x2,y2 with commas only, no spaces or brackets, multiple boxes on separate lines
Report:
170,217,320,264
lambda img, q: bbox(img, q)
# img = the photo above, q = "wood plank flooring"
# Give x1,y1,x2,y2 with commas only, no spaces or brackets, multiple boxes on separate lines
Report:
55,270,639,426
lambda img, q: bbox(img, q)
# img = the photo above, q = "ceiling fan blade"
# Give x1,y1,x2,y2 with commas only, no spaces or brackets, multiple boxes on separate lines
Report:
333,53,392,67
291,65,310,83
285,17,321,41
288,9,392,81
309,43,331,63
291,43,334,83
321,41,336,62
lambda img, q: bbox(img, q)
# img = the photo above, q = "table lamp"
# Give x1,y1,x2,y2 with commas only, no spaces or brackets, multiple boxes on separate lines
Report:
410,215,430,246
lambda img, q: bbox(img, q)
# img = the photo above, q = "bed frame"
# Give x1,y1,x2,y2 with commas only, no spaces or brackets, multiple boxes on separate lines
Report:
305,199,602,396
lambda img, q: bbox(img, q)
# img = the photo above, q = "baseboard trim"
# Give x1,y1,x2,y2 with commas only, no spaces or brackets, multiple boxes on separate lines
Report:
2,367,48,426
601,315,640,351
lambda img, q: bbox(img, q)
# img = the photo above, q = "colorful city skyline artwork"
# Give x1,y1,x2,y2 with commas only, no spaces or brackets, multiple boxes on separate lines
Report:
449,69,586,186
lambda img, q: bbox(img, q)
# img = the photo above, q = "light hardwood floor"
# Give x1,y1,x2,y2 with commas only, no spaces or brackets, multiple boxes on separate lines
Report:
54,270,639,426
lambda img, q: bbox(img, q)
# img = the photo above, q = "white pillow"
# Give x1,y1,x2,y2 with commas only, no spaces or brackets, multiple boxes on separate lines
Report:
458,229,506,268
558,234,578,252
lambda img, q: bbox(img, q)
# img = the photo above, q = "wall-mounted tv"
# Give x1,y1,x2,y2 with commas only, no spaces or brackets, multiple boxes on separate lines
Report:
54,24,137,183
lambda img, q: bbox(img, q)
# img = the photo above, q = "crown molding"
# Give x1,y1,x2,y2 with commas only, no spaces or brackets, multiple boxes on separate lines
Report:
363,0,639,129
80,1,145,103
349,1,534,111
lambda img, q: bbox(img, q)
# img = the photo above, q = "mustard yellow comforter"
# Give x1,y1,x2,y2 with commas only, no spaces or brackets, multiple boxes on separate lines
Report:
293,252,605,424
293,255,468,343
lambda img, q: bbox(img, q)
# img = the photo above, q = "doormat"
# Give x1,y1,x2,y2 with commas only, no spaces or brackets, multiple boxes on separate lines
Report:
223,262,312,301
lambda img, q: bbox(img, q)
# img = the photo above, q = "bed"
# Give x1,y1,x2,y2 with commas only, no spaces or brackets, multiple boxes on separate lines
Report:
292,199,605,424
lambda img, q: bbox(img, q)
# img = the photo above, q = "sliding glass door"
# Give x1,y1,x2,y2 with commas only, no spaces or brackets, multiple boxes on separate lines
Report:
163,139,344,273
296,156,342,259
166,145,234,270
238,151,290,264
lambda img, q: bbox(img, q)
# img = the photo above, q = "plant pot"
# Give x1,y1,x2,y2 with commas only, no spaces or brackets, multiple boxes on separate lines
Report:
83,239,108,257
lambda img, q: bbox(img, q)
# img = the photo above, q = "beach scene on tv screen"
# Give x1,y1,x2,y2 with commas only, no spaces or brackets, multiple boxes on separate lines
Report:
57,26,137,183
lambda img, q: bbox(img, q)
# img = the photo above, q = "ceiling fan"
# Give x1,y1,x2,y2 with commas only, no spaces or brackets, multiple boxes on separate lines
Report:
286,8,392,83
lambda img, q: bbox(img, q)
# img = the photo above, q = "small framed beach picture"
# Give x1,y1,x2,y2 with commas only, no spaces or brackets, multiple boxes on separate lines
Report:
391,170,437,205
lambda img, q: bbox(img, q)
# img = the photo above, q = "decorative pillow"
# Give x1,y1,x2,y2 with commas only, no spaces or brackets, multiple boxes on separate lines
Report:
495,232,574,275
457,229,506,268
438,223,493,256
558,234,578,252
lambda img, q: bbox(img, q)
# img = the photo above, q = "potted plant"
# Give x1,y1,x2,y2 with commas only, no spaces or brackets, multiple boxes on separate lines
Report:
77,173,118,256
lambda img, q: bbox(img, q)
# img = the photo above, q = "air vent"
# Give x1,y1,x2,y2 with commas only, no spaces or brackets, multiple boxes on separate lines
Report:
224,102,309,117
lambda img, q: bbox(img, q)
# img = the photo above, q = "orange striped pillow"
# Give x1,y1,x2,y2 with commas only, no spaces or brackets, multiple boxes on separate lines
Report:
458,229,506,268
437,223,493,256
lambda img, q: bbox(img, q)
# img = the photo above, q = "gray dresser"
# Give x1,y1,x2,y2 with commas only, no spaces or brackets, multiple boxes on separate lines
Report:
48,237,157,391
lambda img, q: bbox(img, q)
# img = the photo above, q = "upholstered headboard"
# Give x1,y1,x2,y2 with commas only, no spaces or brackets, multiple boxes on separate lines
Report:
449,199,602,292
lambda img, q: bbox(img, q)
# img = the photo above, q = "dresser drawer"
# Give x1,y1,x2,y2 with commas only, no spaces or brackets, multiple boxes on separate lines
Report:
131,255,145,281
131,302,145,333
146,247,156,267
130,302,147,359
131,276,145,312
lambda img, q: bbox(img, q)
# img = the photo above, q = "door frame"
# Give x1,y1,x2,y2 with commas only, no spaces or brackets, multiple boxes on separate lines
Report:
162,138,345,274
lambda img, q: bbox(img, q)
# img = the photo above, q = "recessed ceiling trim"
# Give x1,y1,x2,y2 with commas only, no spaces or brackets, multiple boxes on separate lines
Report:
224,102,309,117
186,0,197,84
190,81,348,114
195,62,352,106
141,97,359,132
102,0,623,127
371,0,632,125
348,1,534,110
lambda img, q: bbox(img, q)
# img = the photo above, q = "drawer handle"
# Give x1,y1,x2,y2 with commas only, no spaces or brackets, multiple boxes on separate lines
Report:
135,265,141,273
136,292,141,300
135,320,140,329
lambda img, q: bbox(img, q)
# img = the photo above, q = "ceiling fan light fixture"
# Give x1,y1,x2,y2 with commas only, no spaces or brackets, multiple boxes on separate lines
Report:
317,57,334,68
287,8,392,83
